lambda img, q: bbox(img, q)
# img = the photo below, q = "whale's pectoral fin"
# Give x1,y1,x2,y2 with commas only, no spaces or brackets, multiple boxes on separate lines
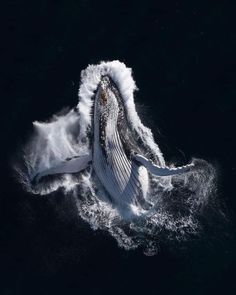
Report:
133,153,194,176
32,153,92,184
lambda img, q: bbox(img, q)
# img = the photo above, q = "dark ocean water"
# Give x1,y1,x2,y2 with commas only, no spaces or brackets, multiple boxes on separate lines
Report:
1,1,236,294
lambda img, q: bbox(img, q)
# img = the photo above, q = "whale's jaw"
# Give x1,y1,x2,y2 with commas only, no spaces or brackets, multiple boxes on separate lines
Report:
93,76,149,211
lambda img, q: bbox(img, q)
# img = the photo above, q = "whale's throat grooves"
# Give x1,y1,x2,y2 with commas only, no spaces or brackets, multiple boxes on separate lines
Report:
93,76,147,207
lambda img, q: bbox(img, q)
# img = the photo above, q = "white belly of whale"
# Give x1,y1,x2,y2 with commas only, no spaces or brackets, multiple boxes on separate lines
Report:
93,126,149,207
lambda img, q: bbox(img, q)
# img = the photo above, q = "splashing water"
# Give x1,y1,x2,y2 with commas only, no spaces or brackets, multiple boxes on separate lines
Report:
15,61,217,255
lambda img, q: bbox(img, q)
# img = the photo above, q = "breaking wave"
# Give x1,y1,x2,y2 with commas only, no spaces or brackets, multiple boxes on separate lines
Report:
15,61,217,255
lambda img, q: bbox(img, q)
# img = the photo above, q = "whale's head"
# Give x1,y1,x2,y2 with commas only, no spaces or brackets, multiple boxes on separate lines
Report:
95,75,122,120
93,74,141,158
77,60,165,167
94,75,127,143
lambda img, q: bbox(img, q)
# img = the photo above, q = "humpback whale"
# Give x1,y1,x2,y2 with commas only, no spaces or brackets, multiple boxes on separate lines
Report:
31,61,194,213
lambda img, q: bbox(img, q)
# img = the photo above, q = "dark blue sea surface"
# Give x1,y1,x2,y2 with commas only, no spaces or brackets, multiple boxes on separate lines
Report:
1,1,235,294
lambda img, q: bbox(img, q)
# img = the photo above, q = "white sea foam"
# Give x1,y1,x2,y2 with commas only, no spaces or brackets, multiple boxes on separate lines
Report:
15,61,217,254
